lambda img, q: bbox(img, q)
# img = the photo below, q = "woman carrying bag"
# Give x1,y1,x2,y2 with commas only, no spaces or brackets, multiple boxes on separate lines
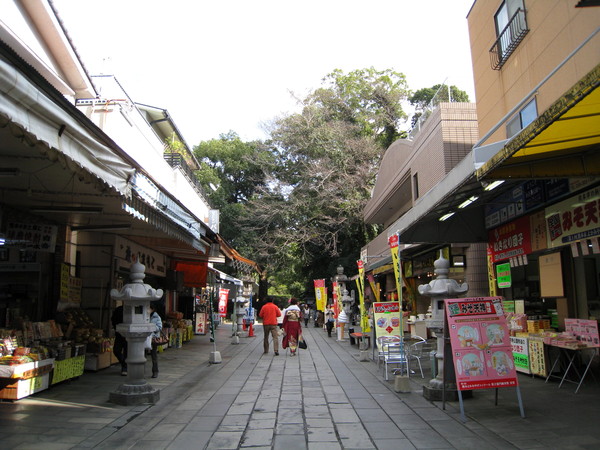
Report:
282,298,302,356
149,303,163,378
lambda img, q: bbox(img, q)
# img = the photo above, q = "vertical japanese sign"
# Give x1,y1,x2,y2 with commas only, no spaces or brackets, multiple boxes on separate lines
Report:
372,302,402,342
314,279,327,312
332,282,339,318
496,262,512,288
218,288,229,318
388,232,403,335
356,260,370,333
486,245,498,297
510,336,530,374
446,297,519,391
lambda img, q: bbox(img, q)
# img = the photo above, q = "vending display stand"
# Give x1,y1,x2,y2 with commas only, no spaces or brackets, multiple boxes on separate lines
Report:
0,358,54,400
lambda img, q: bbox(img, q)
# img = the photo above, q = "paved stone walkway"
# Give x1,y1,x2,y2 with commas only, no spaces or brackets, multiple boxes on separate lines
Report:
1,322,599,449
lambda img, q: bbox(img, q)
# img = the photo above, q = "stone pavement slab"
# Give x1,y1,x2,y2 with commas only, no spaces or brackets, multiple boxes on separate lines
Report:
2,321,599,449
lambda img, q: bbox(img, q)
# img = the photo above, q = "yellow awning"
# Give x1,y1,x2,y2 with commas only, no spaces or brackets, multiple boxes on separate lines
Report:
476,64,600,180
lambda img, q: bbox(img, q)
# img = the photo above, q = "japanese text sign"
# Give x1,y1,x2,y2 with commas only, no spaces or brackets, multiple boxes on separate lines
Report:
446,297,519,391
546,186,600,247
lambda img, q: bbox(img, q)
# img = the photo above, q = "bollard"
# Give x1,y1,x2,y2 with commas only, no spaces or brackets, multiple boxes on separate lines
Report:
430,350,437,378
394,374,411,393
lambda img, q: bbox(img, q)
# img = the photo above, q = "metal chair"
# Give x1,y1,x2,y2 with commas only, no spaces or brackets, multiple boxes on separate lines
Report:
376,335,400,368
408,336,428,378
381,341,410,380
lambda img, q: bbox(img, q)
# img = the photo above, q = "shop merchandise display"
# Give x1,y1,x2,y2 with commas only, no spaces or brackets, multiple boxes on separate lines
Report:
0,307,195,399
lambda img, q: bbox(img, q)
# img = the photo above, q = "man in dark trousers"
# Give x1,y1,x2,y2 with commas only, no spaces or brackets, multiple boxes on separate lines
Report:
259,297,282,356
111,304,128,375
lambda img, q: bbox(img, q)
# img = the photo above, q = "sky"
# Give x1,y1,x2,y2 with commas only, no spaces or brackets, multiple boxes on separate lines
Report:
52,0,476,146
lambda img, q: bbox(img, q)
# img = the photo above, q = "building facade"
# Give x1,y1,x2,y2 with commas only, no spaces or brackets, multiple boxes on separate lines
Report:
362,101,488,316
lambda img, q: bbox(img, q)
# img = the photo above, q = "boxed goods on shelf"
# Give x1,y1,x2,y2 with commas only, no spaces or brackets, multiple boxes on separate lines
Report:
84,351,112,371
0,372,50,400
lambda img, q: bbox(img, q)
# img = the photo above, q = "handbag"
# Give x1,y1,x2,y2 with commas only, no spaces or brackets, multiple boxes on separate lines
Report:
298,335,307,350
152,331,168,346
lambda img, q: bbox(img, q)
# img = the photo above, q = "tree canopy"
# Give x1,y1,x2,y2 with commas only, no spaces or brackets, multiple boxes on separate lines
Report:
239,68,409,296
193,131,272,255
193,72,469,299
408,84,470,128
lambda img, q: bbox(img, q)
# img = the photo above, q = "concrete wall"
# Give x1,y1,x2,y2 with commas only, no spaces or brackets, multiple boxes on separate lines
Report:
468,0,600,145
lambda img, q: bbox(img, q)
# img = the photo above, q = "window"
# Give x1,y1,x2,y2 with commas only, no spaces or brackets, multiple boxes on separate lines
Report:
413,173,419,200
506,98,537,138
490,0,529,69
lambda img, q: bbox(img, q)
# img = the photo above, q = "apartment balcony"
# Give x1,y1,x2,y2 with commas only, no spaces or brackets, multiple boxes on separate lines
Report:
490,8,529,70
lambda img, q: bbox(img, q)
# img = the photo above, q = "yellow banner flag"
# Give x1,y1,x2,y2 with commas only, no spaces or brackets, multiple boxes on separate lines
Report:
388,233,403,336
356,260,370,333
314,279,327,312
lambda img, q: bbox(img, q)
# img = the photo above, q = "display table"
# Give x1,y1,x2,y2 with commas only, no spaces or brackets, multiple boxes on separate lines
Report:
84,352,113,371
51,355,85,384
545,344,599,393
0,358,54,400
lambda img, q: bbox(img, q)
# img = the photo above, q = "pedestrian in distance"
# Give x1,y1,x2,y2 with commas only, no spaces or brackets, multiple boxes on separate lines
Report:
283,298,302,356
259,297,282,355
111,303,128,376
325,304,335,337
302,303,311,327
149,303,163,378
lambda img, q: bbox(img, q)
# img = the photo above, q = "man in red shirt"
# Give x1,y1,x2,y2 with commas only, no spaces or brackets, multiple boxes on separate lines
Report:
259,297,282,355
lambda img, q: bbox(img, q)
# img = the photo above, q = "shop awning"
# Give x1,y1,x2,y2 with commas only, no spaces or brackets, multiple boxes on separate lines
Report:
476,64,600,181
216,235,263,276
387,65,600,245
173,261,208,288
0,56,134,198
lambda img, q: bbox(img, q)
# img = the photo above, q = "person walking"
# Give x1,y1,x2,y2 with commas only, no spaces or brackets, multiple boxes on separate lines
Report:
283,298,302,356
149,303,163,378
259,297,282,355
302,304,311,327
111,304,128,376
325,304,335,337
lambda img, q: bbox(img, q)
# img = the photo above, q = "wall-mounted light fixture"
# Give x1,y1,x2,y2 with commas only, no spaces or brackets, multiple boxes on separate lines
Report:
71,224,131,232
482,180,505,191
439,212,455,221
458,196,479,209
0,168,20,177
31,206,103,214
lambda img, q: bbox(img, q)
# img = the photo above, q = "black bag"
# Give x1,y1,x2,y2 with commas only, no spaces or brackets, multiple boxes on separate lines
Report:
298,336,307,350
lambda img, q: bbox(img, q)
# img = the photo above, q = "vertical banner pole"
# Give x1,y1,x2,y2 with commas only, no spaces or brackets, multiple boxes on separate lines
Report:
388,232,403,339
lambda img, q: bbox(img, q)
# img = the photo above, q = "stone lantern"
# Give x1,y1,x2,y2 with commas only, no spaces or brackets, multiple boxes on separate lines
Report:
332,265,352,341
231,296,246,344
418,251,468,401
109,261,163,405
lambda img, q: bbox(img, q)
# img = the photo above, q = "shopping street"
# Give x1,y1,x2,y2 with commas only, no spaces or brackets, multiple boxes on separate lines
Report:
1,323,599,450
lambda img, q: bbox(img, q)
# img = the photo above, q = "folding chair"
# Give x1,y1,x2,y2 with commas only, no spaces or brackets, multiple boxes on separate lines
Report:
376,335,400,368
408,336,428,378
382,341,409,381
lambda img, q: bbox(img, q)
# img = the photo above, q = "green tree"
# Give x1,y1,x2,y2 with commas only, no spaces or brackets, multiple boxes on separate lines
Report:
193,131,272,255
408,84,470,128
409,84,470,109
243,68,408,294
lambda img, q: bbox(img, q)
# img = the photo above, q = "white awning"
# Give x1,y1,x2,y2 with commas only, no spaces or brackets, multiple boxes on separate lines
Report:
0,57,134,197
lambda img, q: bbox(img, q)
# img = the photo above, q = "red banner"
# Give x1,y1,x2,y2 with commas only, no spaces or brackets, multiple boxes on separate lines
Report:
488,215,532,263
218,288,229,318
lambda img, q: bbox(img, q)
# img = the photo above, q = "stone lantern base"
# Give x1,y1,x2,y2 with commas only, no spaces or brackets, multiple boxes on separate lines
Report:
110,382,160,405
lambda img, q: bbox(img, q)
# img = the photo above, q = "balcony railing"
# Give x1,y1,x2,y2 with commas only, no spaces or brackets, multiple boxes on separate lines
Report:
164,152,211,204
489,8,529,70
